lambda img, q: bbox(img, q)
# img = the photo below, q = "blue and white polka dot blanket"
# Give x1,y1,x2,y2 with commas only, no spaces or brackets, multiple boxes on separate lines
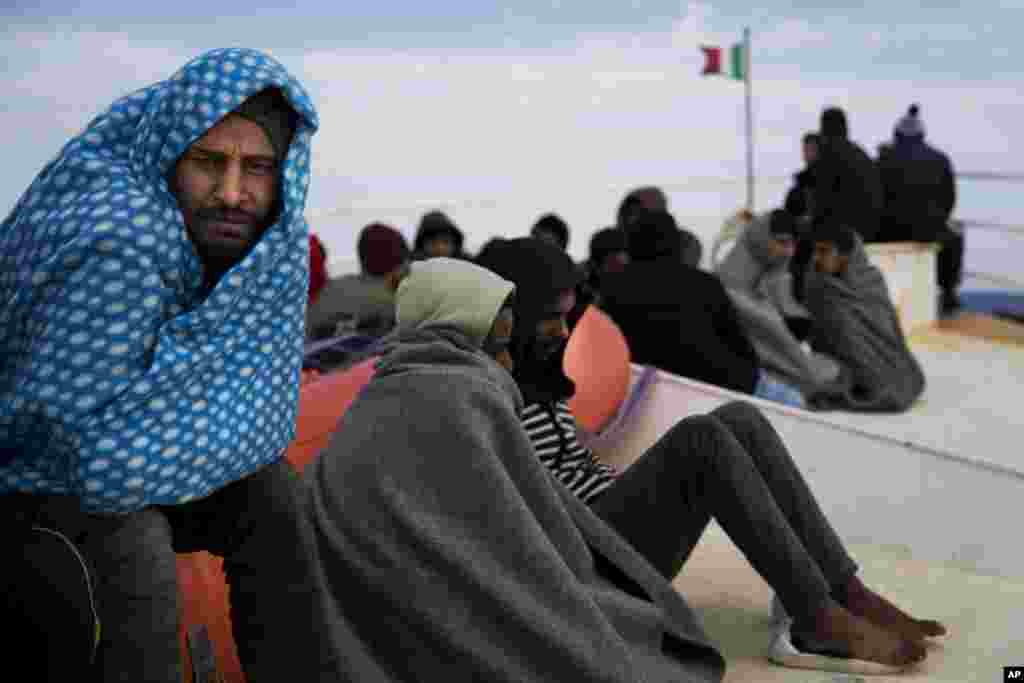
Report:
0,48,319,513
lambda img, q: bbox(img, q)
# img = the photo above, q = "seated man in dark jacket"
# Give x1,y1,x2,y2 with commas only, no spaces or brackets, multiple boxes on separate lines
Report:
600,210,805,407
876,105,962,313
812,107,884,243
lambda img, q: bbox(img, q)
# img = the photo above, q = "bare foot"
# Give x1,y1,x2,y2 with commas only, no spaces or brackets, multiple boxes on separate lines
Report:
793,602,927,668
843,575,948,640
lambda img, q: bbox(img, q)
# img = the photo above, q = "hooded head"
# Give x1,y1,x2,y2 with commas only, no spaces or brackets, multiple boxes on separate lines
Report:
616,186,669,228
396,257,515,355
820,106,849,139
531,213,570,251
0,48,319,512
624,209,683,261
742,209,797,268
170,85,303,290
475,237,581,402
414,210,465,259
894,104,925,141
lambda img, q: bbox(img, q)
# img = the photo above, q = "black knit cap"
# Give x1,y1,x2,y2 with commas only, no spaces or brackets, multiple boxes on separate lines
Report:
820,106,848,139
232,87,298,161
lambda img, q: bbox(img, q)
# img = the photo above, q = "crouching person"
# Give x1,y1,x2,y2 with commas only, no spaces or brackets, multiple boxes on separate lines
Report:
305,257,727,682
1,49,355,681
804,223,926,412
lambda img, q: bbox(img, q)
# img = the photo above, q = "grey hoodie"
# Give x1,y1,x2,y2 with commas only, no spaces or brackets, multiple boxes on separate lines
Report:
306,257,724,682
716,213,843,398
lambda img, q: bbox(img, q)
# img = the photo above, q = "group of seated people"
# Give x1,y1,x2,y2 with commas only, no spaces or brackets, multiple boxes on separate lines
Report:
4,48,949,682
307,177,927,413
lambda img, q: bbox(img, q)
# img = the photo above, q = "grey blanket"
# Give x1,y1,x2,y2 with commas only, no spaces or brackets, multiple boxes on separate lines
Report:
716,214,844,398
306,327,724,682
803,238,926,412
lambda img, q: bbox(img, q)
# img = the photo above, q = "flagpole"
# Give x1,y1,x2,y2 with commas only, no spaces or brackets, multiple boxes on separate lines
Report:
743,27,754,213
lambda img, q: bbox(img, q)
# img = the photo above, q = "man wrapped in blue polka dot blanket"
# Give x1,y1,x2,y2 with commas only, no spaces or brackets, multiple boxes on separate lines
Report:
0,49,379,681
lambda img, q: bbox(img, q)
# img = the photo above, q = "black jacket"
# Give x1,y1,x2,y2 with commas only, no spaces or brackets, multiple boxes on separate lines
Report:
876,137,956,242
601,257,761,394
812,136,884,241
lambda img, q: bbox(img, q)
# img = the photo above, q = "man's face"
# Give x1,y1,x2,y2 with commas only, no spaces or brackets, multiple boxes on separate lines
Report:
483,308,515,372
425,236,455,258
533,289,576,360
173,113,279,270
802,140,818,165
813,241,847,275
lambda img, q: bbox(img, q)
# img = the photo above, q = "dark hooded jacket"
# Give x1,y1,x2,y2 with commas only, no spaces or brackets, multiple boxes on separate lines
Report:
413,210,468,260
475,238,619,503
812,110,884,242
600,211,761,394
475,237,581,405
877,135,956,243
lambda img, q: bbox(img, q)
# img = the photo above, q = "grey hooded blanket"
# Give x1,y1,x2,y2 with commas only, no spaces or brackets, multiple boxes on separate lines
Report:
716,214,844,399
305,258,724,682
803,237,926,412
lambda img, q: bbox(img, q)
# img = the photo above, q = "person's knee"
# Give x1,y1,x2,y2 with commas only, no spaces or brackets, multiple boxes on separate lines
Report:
713,400,763,424
663,414,734,459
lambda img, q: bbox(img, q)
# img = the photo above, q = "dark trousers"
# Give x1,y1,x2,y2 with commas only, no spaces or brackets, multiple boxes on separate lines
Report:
590,401,858,623
5,458,343,682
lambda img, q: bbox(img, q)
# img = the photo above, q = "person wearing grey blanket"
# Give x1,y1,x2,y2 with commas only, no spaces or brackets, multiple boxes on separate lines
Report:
804,223,926,412
306,257,726,682
716,209,848,402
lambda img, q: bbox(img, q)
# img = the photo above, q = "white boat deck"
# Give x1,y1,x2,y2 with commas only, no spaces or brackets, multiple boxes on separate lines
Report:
594,318,1024,681
676,523,1024,683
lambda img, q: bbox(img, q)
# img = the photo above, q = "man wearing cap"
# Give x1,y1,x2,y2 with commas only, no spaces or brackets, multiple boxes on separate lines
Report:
876,105,961,313
306,222,411,340
1,49,364,680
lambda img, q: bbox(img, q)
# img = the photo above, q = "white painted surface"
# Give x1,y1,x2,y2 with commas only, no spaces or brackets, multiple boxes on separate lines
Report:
595,357,1023,581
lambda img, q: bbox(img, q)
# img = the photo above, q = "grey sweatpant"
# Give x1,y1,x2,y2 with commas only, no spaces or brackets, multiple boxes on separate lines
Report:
10,458,345,683
590,401,858,623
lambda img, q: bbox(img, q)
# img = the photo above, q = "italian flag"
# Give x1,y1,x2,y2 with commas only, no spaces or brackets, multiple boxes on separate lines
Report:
701,43,747,81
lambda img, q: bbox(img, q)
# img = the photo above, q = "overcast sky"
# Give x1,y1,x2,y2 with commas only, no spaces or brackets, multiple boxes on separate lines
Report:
3,1,1021,261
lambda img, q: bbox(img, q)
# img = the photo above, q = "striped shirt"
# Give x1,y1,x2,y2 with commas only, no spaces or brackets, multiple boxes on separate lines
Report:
521,400,618,504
